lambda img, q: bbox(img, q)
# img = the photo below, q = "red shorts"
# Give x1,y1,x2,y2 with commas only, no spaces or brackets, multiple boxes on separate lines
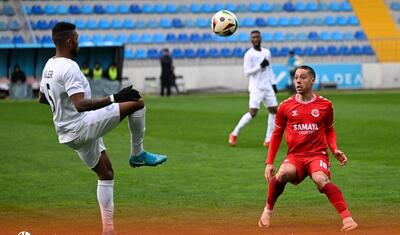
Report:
282,154,331,184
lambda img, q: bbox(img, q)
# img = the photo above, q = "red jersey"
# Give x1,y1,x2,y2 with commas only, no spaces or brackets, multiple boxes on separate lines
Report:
266,94,338,164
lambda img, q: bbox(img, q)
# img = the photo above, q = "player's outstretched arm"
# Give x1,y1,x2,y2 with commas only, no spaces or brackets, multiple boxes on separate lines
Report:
38,91,49,105
70,85,141,112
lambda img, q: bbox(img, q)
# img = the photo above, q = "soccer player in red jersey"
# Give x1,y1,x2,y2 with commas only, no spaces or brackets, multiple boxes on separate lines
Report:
258,65,358,231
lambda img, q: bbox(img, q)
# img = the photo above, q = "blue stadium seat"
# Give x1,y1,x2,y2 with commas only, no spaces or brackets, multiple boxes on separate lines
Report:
225,3,237,12
343,32,354,40
285,33,296,41
273,32,284,41
301,17,313,26
196,48,209,58
140,33,153,44
0,36,12,44
166,4,177,13
262,32,273,42
327,45,339,56
153,33,165,43
87,19,98,29
283,2,295,12
341,2,352,11
172,48,184,58
338,46,351,56
177,4,189,13
324,16,335,26
98,19,110,29
12,35,25,44
135,20,145,29
44,5,57,15
242,17,255,27
331,31,343,41
355,31,366,40
296,32,308,41
160,18,171,28
8,20,21,31
314,17,324,26
154,4,165,14
320,31,331,41
172,18,184,28
238,32,249,42
31,5,44,15
129,4,141,13
184,19,195,28
304,46,316,56
347,15,359,26
362,45,374,55
93,5,106,14
166,33,177,43
279,17,290,27
255,17,267,27
391,2,400,11
3,5,14,16
124,49,135,60
123,19,135,29
128,33,139,44
147,20,158,29
329,2,341,12
201,3,213,13
69,5,81,14
37,20,49,30
22,5,31,15
79,34,91,44
184,48,196,58
103,34,115,43
293,47,304,56
48,19,58,29
92,34,103,44
208,48,220,58
269,47,279,57
279,47,290,57
0,21,6,31
336,16,347,26
196,18,208,28
116,33,128,43
351,45,362,55
202,33,213,42
316,46,328,56
227,33,239,42
267,17,278,27
118,4,129,14
28,20,37,30
213,3,224,11
142,4,154,13
147,48,159,59
308,31,319,41
249,3,259,12
106,4,118,14
220,48,233,57
190,4,201,13
260,3,271,12
233,47,245,57
236,4,247,12
189,33,201,43
177,33,189,43
81,4,92,14
135,49,147,59
295,2,306,12
289,16,301,26
111,19,123,29
306,2,318,12
57,5,68,15
319,3,329,11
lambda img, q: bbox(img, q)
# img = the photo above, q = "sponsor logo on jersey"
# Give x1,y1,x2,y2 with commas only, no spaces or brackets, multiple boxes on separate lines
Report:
293,123,319,134
311,109,320,117
291,110,298,116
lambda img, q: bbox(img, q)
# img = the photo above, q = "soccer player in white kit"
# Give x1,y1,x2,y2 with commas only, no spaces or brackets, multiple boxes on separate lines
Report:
229,30,278,147
39,22,167,235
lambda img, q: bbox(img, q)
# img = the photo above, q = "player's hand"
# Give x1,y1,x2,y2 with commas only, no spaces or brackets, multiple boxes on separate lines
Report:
265,164,275,183
334,149,348,166
260,58,270,69
272,84,278,94
113,85,141,103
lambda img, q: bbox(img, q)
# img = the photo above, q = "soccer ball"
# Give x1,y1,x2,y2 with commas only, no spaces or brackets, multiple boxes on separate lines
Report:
211,10,238,37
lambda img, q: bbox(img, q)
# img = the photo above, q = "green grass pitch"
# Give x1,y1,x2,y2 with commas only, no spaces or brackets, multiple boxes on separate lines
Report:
0,90,399,231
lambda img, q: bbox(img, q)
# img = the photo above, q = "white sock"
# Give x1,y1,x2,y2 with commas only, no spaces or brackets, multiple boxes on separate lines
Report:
265,113,276,142
128,107,146,156
97,180,114,233
232,112,253,135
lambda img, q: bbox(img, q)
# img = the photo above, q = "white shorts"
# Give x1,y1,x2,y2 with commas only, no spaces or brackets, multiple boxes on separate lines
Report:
249,88,278,109
64,103,120,168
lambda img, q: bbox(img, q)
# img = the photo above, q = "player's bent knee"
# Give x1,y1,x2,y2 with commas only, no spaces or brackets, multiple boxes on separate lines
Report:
312,172,330,189
276,171,295,183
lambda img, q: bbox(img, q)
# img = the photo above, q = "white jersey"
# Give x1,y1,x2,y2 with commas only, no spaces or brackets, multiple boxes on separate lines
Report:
243,47,276,92
40,57,91,144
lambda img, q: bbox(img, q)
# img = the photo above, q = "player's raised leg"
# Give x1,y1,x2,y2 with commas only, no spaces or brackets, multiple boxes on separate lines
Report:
119,101,167,167
92,151,116,235
259,163,296,228
311,171,358,231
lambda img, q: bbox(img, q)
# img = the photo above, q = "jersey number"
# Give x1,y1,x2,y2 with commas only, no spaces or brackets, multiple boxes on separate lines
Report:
46,83,56,113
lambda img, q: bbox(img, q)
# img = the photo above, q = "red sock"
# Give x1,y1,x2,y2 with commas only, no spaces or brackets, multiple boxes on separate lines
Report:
267,176,286,210
320,182,351,219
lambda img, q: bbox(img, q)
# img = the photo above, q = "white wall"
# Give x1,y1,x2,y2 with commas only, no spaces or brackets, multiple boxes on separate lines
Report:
362,63,400,89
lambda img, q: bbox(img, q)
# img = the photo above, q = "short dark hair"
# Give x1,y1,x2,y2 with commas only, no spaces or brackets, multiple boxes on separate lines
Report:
52,22,76,47
296,65,316,78
250,30,261,35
